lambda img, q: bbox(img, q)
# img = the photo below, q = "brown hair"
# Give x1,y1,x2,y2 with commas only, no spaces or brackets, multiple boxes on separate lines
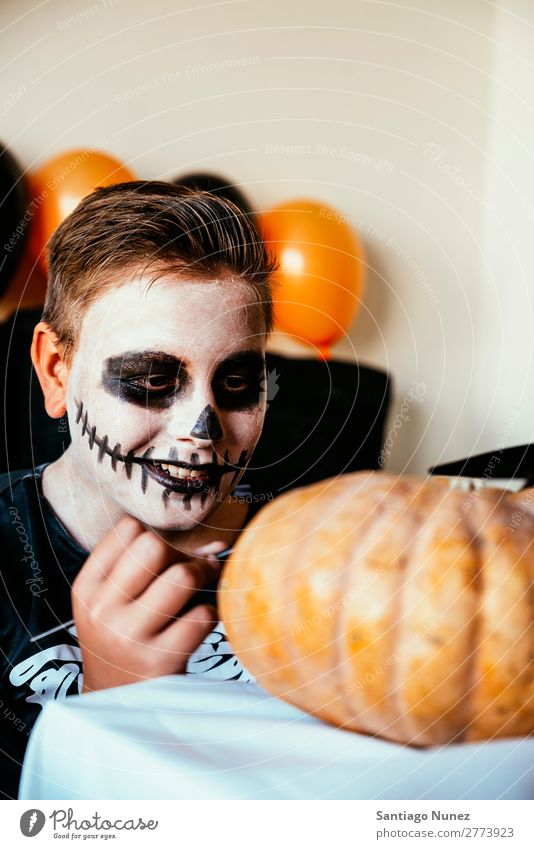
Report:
43,180,276,362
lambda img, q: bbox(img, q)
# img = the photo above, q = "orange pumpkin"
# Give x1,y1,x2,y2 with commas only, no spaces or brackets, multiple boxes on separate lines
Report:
219,472,534,746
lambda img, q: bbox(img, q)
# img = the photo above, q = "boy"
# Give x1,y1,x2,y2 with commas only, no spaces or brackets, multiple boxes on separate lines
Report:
0,181,276,798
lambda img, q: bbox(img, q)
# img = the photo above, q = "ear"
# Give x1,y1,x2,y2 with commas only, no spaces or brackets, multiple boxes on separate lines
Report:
31,322,70,419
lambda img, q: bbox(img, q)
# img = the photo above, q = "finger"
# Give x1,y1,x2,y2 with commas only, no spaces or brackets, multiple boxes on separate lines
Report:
192,540,229,558
108,536,227,602
154,604,219,661
103,531,180,602
72,516,144,597
131,556,222,633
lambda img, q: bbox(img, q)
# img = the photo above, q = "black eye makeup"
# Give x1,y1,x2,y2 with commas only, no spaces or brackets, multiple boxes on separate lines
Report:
213,351,266,411
101,349,265,411
102,351,188,408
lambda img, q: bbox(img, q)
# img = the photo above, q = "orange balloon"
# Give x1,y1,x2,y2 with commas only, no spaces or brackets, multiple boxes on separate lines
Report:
29,149,136,270
260,199,365,357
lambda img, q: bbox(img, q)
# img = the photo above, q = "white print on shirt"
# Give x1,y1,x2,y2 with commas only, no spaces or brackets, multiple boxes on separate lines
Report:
9,639,83,708
9,622,251,710
186,621,255,682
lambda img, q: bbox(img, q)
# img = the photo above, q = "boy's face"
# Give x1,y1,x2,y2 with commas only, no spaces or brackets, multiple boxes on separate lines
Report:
64,272,267,530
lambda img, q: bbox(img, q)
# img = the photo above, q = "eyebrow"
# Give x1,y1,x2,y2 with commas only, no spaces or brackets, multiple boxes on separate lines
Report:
214,350,266,371
103,351,185,375
102,348,265,376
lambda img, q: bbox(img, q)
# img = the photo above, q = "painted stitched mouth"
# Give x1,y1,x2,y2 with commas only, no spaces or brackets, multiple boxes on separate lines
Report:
73,399,250,502
144,461,222,493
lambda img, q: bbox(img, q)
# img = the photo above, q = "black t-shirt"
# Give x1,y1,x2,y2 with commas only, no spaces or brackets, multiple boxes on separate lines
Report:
0,465,87,799
0,464,269,799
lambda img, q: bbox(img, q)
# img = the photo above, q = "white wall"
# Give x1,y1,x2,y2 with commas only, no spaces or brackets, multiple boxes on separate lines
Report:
1,0,531,474
475,0,534,461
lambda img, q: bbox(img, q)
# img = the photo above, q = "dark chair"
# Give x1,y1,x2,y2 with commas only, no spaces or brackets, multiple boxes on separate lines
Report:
0,308,67,475
242,353,391,497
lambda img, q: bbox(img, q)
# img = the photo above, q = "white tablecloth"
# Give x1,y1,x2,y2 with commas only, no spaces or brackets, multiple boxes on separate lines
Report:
19,677,534,800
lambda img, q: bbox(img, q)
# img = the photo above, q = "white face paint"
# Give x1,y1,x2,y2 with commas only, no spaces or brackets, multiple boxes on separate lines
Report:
64,273,267,531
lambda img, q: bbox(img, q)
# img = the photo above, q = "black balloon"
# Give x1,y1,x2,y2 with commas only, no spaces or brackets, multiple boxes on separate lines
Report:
0,143,30,298
173,172,255,218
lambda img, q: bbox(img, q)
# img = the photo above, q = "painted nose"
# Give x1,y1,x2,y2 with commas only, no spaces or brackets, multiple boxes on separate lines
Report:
189,404,223,441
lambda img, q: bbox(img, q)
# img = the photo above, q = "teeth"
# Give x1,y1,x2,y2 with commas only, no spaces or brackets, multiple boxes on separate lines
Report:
169,465,188,480
157,463,206,480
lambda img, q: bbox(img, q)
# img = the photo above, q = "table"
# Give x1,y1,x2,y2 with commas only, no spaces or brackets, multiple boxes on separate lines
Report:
20,677,534,800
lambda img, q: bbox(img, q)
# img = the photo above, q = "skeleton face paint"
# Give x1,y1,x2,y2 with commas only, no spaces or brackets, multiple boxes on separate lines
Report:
63,274,267,531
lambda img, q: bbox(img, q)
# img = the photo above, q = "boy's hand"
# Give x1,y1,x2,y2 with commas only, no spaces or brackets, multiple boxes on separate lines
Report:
71,516,226,693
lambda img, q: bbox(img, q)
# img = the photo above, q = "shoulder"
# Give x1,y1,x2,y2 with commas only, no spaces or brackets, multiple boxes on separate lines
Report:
0,467,35,494
0,466,41,505
0,465,44,507
0,466,48,544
